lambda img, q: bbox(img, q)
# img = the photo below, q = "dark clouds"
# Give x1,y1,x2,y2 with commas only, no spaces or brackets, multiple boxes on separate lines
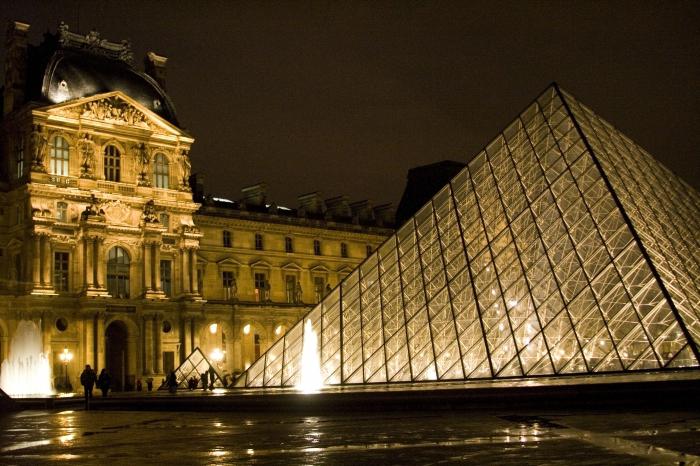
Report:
2,1,698,206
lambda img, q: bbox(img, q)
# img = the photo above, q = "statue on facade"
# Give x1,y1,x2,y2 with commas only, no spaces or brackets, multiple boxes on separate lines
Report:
179,149,192,191
134,143,151,186
77,132,96,178
30,125,48,172
80,194,104,220
295,282,303,304
227,274,238,301
264,279,271,303
142,200,159,224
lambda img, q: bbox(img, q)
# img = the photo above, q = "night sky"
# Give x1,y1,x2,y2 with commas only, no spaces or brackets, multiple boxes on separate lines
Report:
2,1,698,208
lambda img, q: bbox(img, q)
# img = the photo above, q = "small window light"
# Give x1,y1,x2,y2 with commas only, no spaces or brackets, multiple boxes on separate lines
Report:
243,324,251,335
275,325,282,335
209,323,218,334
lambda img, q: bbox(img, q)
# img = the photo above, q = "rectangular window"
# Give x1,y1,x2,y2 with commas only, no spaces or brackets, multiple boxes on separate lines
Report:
285,275,297,303
313,240,321,256
160,260,172,296
255,233,263,251
340,242,348,258
254,272,267,302
285,236,293,253
54,252,69,292
254,334,261,359
159,213,169,231
223,230,232,248
15,137,24,180
222,271,235,300
314,276,325,304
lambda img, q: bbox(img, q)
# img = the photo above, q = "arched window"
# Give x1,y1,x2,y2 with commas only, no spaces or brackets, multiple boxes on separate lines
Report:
154,153,169,188
50,136,70,176
104,145,120,181
107,246,130,298
56,202,68,222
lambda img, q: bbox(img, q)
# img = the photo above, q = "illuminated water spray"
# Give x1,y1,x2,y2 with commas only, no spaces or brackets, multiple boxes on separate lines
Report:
0,320,53,396
297,319,323,393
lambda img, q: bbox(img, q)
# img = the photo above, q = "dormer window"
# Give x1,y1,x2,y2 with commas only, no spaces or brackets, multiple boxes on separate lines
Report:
104,145,120,182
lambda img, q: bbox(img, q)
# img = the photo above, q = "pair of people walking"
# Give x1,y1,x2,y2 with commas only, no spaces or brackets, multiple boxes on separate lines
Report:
80,365,111,410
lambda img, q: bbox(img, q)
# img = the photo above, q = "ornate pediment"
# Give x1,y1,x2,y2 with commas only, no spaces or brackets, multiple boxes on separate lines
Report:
42,92,187,137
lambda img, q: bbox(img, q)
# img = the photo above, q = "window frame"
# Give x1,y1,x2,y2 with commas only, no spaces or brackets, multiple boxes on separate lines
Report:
49,136,70,176
153,152,170,188
103,145,121,182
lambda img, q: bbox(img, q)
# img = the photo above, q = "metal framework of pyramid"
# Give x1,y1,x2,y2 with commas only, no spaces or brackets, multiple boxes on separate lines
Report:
159,347,225,390
238,84,700,388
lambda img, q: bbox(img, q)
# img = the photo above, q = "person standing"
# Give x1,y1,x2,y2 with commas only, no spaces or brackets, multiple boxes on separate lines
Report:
80,365,97,410
201,370,209,391
97,369,110,397
166,371,178,393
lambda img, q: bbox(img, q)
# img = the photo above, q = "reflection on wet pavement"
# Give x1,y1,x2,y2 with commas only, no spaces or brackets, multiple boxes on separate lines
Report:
1,409,698,464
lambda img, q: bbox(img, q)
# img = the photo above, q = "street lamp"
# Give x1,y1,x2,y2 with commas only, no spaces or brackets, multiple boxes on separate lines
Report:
59,347,73,391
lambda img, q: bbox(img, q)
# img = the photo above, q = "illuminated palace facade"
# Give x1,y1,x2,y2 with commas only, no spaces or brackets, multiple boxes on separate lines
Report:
0,22,391,390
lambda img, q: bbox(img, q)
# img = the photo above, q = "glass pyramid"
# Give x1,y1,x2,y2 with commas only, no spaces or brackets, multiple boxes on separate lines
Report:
160,347,225,390
238,84,700,388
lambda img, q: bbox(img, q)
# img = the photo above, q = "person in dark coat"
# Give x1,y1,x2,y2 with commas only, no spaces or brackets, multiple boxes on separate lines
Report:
80,365,97,410
208,365,216,390
166,371,178,394
97,369,110,397
201,370,209,391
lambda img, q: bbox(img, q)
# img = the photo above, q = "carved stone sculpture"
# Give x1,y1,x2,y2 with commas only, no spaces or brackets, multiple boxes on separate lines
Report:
77,132,96,178
142,200,159,224
179,149,192,191
134,143,151,186
80,194,105,221
30,125,48,172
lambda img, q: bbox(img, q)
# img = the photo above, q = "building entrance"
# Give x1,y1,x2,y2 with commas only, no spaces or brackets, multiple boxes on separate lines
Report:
106,321,129,391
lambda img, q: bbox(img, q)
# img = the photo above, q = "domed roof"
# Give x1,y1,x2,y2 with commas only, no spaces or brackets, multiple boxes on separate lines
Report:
30,24,179,126
41,49,179,126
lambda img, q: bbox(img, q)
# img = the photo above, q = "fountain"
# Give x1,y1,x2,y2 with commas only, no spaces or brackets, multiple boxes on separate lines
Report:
0,320,53,396
297,319,323,393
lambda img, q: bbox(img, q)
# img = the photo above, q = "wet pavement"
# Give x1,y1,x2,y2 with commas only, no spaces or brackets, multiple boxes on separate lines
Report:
1,407,698,465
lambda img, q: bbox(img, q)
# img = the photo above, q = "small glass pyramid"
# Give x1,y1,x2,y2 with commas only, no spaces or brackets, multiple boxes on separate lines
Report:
238,84,700,388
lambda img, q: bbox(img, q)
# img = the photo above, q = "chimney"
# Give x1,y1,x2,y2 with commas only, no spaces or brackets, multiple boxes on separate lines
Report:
144,51,168,90
297,192,324,218
351,200,375,225
241,182,267,208
4,21,30,116
325,195,352,220
373,203,395,228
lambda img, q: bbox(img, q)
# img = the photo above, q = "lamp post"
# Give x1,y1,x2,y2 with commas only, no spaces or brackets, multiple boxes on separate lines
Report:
59,347,73,391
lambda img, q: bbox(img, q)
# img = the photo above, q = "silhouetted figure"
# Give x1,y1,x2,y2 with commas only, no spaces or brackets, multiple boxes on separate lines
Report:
166,371,178,393
97,369,111,397
208,365,216,390
201,371,209,391
80,365,96,410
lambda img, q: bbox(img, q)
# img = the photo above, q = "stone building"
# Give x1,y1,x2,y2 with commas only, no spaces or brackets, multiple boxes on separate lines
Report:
0,22,392,390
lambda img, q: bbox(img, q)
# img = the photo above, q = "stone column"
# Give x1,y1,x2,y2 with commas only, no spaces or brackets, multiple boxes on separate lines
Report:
96,312,106,371
143,315,153,374
181,249,190,295
182,317,193,354
41,235,51,287
190,318,196,352
85,237,94,289
84,316,94,370
154,314,162,374
95,238,105,289
32,235,41,287
189,249,197,294
143,242,152,293
153,243,162,292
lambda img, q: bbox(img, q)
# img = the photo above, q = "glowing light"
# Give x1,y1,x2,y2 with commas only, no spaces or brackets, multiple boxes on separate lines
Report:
508,299,518,307
297,319,323,393
242,324,250,335
59,347,73,363
0,320,53,396
275,325,282,335
209,323,218,334
210,348,224,362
